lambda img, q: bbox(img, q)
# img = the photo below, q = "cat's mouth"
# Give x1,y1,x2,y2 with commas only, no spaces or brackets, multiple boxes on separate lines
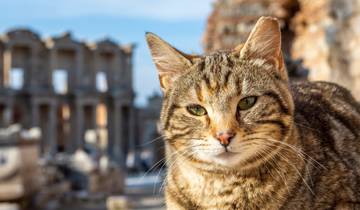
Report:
214,150,238,159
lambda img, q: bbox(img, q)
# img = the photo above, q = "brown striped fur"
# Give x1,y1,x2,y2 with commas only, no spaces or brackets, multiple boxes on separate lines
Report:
146,17,360,210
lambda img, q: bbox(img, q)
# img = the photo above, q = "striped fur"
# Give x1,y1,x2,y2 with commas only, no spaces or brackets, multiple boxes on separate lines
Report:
146,17,360,210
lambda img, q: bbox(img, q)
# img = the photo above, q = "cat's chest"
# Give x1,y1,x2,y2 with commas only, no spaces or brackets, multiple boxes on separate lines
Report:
177,171,279,210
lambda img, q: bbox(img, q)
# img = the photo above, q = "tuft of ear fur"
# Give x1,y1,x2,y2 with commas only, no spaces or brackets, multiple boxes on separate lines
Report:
237,16,287,80
145,32,193,92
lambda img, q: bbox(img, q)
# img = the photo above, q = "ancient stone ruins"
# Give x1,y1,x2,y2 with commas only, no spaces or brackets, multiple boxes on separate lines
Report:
203,0,360,99
0,29,138,209
0,29,135,162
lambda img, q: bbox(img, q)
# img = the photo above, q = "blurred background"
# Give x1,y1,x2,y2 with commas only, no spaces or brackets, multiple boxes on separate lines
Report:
0,0,359,209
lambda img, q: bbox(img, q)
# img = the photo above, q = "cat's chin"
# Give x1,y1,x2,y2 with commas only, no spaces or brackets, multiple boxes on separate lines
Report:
208,151,248,168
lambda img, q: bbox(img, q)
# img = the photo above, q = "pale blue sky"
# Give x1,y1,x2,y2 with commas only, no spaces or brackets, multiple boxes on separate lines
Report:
0,0,214,106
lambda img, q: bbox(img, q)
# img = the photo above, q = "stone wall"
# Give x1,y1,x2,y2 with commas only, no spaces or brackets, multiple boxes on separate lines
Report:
203,0,360,99
292,0,360,98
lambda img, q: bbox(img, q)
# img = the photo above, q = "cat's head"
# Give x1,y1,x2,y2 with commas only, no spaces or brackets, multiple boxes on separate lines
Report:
146,17,295,172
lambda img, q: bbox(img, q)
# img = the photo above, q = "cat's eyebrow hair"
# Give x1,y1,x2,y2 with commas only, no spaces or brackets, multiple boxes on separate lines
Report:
202,73,212,90
194,84,204,102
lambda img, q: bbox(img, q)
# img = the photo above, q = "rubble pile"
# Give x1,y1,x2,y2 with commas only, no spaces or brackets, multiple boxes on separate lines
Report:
0,125,41,209
0,125,126,210
35,151,125,210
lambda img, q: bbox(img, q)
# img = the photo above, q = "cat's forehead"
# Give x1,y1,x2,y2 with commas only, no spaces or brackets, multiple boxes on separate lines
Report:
176,51,271,101
197,52,266,84
203,51,234,68
175,53,271,105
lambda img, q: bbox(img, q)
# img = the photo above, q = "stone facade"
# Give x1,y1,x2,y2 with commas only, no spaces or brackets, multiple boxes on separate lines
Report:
0,28,135,168
292,0,360,98
203,0,360,99
203,0,298,54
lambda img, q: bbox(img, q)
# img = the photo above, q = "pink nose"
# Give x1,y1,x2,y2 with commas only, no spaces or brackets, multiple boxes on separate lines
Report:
216,131,235,147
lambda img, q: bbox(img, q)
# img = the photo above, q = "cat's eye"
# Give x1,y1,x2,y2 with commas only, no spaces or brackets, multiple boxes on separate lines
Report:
186,104,207,116
238,96,257,111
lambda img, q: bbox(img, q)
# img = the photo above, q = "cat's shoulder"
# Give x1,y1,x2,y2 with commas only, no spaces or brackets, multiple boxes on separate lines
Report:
291,81,354,100
290,81,359,109
290,81,360,136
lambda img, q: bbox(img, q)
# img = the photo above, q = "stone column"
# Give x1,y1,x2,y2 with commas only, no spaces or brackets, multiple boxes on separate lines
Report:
3,46,12,87
49,48,58,91
29,46,38,89
75,47,84,89
75,103,84,150
93,50,99,92
128,105,136,156
68,103,76,153
125,53,133,90
107,101,115,159
108,100,125,168
31,101,39,127
128,104,141,170
112,50,122,90
48,102,57,156
92,104,97,130
115,102,124,167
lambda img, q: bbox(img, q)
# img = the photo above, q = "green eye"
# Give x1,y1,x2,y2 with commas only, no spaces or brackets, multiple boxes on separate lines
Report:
186,104,207,116
238,96,257,110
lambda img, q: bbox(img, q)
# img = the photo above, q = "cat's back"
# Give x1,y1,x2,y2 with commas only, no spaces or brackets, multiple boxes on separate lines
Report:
291,81,360,176
291,81,360,139
285,81,360,207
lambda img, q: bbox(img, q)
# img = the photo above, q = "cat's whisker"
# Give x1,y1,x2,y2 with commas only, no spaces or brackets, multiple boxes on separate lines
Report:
253,140,324,172
240,144,289,202
264,138,327,170
160,148,196,192
160,149,198,193
140,155,167,182
244,137,327,170
267,152,291,195
138,135,166,147
276,152,315,195
253,141,315,195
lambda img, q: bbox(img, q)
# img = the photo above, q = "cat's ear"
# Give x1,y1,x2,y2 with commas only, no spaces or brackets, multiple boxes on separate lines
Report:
146,32,193,92
237,16,287,80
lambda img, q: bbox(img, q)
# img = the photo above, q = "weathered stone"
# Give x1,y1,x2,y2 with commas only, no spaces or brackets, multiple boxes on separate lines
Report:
106,195,131,210
202,0,306,79
0,126,41,202
292,0,360,99
0,203,19,210
204,0,360,98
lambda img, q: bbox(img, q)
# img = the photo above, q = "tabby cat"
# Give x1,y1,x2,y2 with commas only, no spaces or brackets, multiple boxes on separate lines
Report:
146,17,360,210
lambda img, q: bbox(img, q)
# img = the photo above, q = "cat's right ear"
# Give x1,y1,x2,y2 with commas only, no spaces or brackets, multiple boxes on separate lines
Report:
146,32,193,92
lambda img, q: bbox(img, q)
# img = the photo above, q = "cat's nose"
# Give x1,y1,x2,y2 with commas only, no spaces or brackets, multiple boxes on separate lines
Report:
216,131,235,147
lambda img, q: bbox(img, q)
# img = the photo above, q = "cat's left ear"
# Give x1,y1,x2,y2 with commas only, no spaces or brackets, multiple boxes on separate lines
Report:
236,16,287,80
146,32,194,92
